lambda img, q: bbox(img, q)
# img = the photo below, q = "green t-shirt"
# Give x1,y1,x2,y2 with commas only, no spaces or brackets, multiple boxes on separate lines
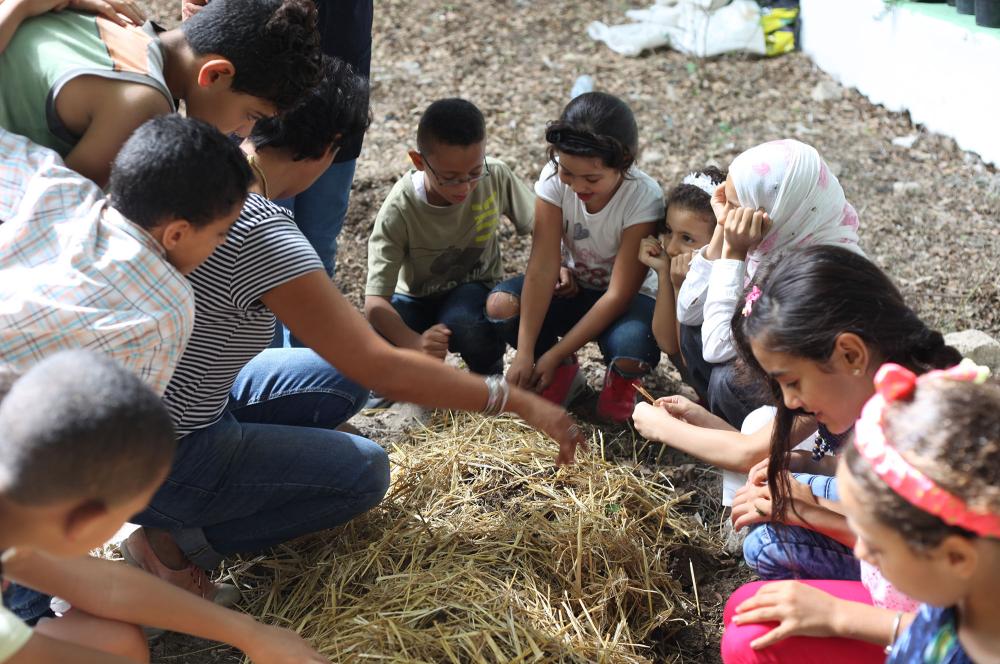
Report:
366,157,535,299
0,12,173,155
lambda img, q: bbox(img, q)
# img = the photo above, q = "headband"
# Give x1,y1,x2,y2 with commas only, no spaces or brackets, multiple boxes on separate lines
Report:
682,171,719,197
853,359,999,539
545,126,622,162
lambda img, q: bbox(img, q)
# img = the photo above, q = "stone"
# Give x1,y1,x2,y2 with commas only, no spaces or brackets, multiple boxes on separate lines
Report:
892,134,919,149
945,329,1000,373
892,181,922,196
810,80,843,102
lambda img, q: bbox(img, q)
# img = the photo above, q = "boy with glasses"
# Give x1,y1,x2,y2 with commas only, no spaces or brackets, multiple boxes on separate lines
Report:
365,98,535,375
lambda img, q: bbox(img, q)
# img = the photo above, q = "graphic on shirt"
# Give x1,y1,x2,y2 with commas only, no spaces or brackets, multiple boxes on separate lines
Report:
922,620,959,664
428,246,485,285
572,222,590,240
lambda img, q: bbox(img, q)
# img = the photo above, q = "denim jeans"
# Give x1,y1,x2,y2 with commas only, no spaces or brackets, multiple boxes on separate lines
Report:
131,347,389,569
680,323,762,427
489,275,660,371
742,473,861,581
391,282,504,374
274,159,357,348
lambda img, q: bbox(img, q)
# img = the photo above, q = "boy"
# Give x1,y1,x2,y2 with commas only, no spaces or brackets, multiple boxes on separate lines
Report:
0,0,322,186
0,351,326,663
365,98,535,375
0,115,253,396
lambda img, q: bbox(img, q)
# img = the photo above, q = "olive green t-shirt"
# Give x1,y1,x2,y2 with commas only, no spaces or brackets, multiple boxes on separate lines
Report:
366,158,534,299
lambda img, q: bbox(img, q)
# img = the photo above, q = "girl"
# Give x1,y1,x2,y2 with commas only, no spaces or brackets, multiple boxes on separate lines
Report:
486,92,664,423
676,139,862,426
638,167,725,361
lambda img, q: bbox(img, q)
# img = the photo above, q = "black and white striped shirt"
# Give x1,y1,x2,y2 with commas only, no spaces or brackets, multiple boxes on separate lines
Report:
164,194,323,437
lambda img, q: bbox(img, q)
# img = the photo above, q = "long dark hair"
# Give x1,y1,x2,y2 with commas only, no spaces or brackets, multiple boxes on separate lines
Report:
732,246,962,520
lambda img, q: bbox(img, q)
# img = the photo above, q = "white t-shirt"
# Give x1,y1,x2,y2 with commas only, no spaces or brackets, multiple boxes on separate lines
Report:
534,161,664,298
0,604,30,663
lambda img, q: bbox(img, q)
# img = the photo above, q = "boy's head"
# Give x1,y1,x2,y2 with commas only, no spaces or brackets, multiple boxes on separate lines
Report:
248,55,371,197
180,0,323,137
409,98,487,206
108,115,253,274
660,166,726,257
0,352,176,556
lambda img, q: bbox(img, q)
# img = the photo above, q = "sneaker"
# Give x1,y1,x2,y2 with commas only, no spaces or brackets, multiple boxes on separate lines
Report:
596,368,641,423
120,528,240,608
539,357,587,406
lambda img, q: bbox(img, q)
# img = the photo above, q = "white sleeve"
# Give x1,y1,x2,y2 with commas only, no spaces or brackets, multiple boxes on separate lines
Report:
701,258,746,364
676,247,712,326
533,161,563,207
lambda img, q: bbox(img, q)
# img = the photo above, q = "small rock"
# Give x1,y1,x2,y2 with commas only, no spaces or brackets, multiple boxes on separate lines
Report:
892,181,922,196
398,60,421,76
810,80,843,102
892,134,919,149
944,329,1000,373
642,149,665,164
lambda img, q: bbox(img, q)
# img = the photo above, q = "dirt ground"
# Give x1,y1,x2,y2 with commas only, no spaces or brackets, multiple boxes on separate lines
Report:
146,0,999,662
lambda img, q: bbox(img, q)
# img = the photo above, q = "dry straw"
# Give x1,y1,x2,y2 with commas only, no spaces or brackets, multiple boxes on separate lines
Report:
238,412,719,663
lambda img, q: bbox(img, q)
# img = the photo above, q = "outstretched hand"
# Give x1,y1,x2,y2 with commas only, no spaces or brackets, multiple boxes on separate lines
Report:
732,581,842,650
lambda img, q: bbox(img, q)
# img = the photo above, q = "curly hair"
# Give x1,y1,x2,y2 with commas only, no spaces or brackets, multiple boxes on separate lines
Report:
659,166,727,233
181,0,322,112
844,377,1000,550
545,92,639,175
250,55,371,161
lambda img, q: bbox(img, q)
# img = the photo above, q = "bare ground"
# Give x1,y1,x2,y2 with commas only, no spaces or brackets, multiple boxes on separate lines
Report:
146,0,1000,661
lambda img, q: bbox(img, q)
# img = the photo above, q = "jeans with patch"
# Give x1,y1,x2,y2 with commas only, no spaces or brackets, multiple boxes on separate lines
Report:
680,323,762,427
489,275,660,372
390,281,505,374
742,473,861,581
131,347,388,569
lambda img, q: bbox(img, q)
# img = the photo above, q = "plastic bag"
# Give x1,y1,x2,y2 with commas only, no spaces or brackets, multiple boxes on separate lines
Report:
586,21,670,57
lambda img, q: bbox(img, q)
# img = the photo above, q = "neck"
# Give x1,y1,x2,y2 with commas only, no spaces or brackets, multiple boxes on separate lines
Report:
423,172,453,207
957,548,1000,658
242,145,300,200
158,29,196,100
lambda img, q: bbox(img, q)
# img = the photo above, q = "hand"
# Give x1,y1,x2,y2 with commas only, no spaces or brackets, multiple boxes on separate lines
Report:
638,236,669,273
732,581,840,649
506,351,537,390
711,183,729,225
554,266,579,298
731,479,773,530
419,323,451,360
180,0,207,20
722,207,771,261
241,623,329,663
669,252,693,289
653,395,728,430
19,0,144,26
746,457,770,486
531,351,564,393
510,388,585,465
632,401,678,442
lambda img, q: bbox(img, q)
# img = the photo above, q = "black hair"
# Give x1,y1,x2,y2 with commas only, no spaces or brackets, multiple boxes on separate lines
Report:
659,166,727,234
845,377,1000,550
180,0,322,112
249,55,371,161
108,115,253,229
0,351,176,507
732,246,962,521
545,92,639,174
415,98,486,154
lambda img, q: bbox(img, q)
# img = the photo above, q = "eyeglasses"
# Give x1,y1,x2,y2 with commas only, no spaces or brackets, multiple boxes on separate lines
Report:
420,155,490,187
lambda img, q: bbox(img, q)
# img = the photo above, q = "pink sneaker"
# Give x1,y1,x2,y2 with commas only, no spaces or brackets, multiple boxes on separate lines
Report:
597,368,641,423
539,357,587,406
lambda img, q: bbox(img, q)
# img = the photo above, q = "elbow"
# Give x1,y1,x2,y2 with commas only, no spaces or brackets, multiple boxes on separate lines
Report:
652,326,679,356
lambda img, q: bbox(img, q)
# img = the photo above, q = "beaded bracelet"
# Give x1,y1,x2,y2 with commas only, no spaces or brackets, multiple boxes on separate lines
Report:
482,375,510,417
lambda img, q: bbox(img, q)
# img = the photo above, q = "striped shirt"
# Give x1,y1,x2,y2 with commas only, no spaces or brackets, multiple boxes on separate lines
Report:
0,128,194,395
163,194,324,436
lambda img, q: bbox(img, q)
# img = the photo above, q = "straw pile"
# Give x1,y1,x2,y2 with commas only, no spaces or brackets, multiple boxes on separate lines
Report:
240,413,719,663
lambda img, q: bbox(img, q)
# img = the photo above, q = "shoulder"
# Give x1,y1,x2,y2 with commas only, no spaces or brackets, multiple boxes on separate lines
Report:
625,166,665,201
375,173,419,224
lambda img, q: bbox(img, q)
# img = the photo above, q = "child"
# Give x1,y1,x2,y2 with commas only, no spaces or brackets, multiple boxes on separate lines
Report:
0,0,322,186
639,167,726,361
365,98,534,375
0,351,326,662
676,139,862,427
0,116,252,396
486,92,664,422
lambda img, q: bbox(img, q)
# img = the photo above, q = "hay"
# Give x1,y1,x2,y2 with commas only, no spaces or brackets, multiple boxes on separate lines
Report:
239,413,719,663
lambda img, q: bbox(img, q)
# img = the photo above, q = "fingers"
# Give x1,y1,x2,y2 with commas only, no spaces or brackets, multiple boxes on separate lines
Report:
117,0,146,24
749,623,793,650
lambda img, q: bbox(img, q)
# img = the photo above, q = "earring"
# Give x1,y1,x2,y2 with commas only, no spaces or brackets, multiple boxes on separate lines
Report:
852,368,862,376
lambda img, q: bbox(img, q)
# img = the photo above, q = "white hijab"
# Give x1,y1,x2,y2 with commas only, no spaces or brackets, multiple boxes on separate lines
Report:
729,139,863,278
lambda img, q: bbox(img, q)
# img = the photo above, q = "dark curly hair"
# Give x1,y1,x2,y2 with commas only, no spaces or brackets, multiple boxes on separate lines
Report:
250,55,370,161
181,0,322,112
844,377,1000,550
545,92,639,175
658,166,727,233
732,246,962,521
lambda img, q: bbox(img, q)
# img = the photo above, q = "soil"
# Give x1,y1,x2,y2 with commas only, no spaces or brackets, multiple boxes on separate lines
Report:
145,0,1000,662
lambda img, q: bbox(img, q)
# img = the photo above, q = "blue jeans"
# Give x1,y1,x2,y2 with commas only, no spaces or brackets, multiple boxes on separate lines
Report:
489,275,660,372
274,159,357,348
742,473,861,581
391,282,504,374
131,347,388,569
680,323,763,427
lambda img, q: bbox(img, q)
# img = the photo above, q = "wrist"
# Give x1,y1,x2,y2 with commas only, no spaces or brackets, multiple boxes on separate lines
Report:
223,612,260,653
828,597,850,638
722,247,747,261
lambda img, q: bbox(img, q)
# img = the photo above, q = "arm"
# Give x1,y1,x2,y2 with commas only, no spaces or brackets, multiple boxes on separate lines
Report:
0,0,141,54
675,247,713,327
364,294,450,360
262,270,581,464
1,548,326,663
7,634,138,664
700,257,744,364
650,265,678,355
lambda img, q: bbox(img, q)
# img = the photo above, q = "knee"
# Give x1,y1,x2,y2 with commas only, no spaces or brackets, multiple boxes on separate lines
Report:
357,440,390,510
485,292,520,321
611,358,649,376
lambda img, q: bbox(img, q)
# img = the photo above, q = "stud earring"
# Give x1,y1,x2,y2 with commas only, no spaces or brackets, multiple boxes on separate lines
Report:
852,368,862,376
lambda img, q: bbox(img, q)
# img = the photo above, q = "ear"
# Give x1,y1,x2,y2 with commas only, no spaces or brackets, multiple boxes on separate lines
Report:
63,499,110,544
937,535,979,580
196,58,236,88
832,332,871,376
408,150,425,171
158,219,193,250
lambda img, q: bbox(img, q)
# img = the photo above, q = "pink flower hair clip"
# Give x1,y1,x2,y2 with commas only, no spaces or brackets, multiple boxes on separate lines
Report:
742,285,762,317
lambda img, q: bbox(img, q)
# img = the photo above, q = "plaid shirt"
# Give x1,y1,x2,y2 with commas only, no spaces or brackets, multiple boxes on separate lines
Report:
0,128,194,395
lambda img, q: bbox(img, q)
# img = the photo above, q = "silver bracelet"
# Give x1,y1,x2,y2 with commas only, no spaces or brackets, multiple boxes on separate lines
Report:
482,374,509,417
884,611,904,655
